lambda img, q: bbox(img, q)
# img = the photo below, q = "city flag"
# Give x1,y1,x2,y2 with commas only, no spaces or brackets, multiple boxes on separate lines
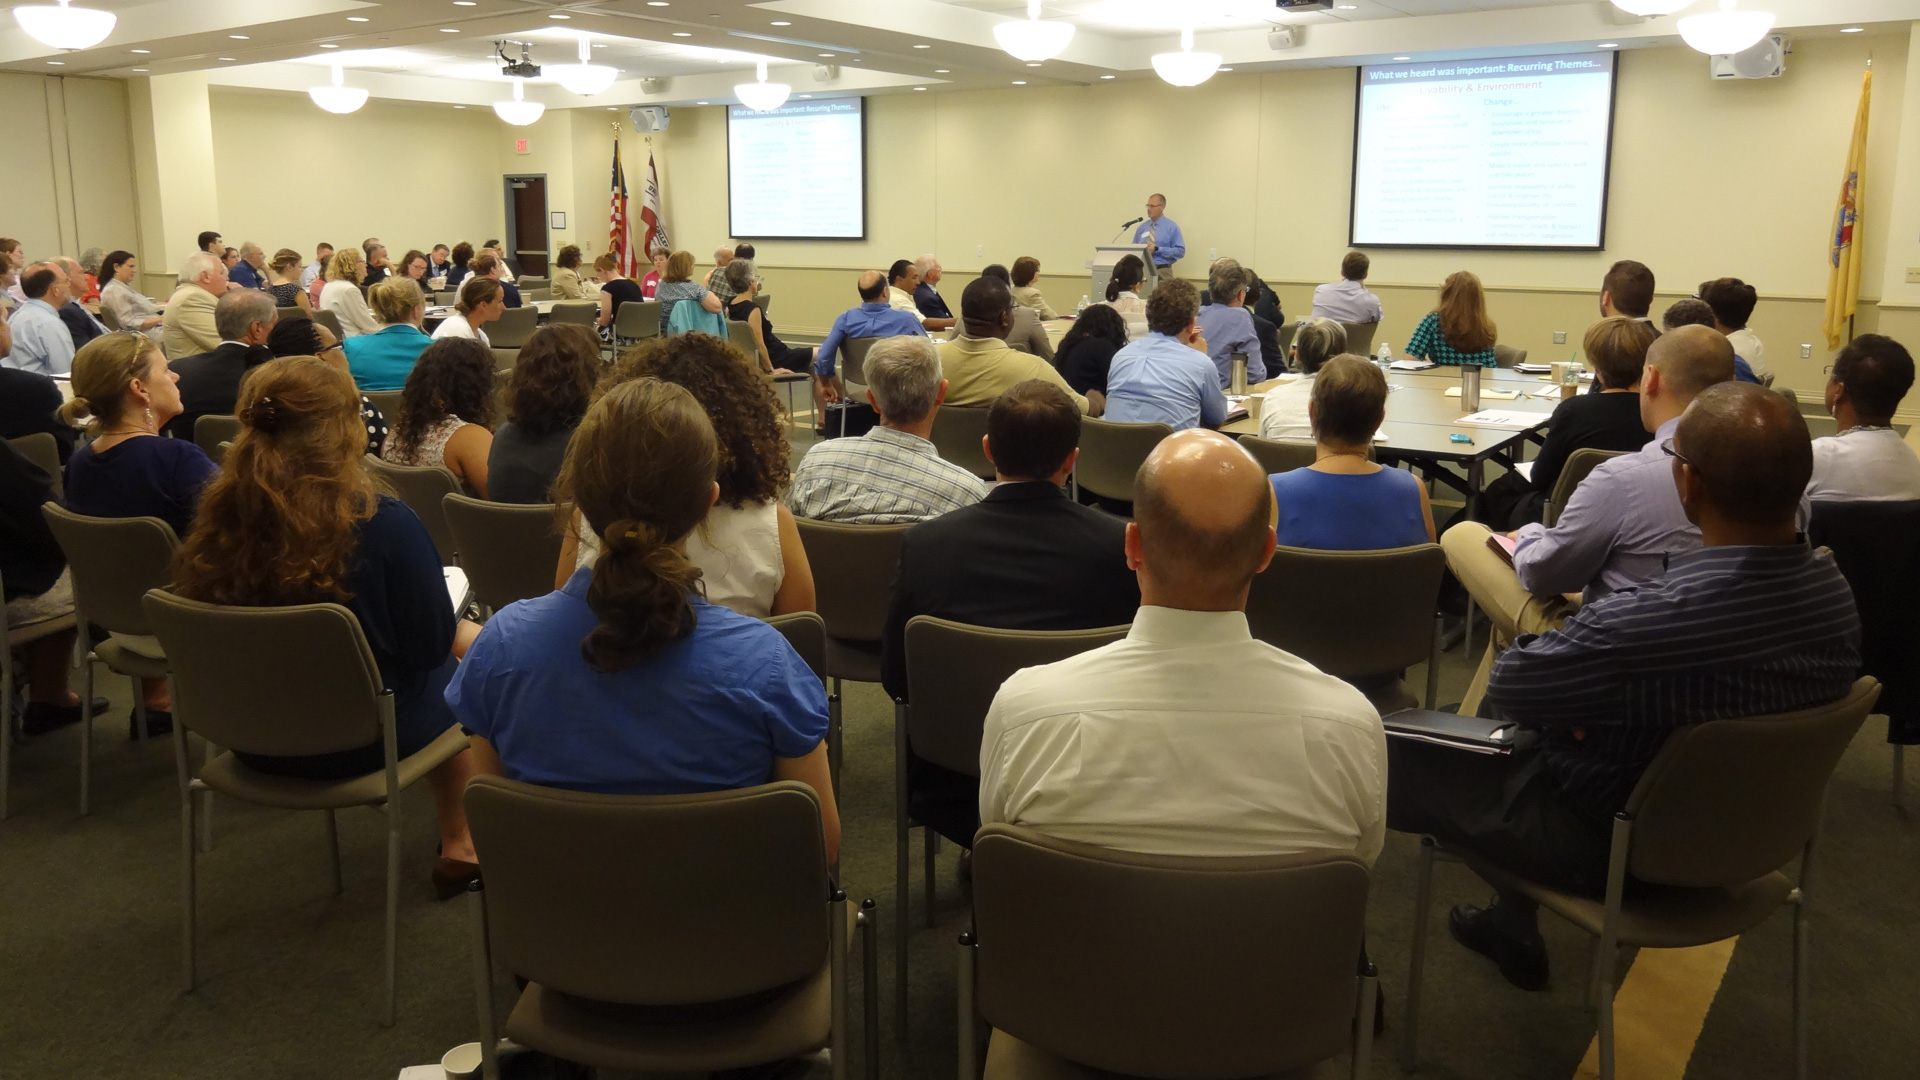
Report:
609,136,636,277
639,149,670,262
1823,67,1871,350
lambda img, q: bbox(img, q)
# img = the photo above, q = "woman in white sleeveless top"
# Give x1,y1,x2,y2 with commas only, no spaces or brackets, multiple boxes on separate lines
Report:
554,335,814,618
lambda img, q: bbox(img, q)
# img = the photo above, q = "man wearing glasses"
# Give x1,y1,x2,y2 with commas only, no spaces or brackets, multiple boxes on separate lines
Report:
1132,194,1185,272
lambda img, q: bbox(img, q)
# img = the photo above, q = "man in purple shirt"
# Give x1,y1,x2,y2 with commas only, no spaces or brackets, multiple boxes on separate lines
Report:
812,269,929,416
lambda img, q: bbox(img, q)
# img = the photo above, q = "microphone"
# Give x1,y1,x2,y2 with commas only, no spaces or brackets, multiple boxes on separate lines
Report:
1119,216,1144,229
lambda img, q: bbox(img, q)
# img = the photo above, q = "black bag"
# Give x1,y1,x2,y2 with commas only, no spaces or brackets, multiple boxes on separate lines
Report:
822,400,879,439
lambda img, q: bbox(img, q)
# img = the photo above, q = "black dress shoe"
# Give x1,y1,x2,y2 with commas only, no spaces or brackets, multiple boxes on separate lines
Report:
1449,900,1550,991
20,696,110,737
129,708,174,739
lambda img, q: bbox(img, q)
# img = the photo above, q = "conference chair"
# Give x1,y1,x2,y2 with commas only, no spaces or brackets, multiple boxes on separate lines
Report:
1246,543,1447,715
960,825,1376,1080
1340,321,1378,356
1402,678,1880,1080
1491,344,1528,368
1775,386,1799,408
487,305,538,350
435,290,459,307
929,406,995,481
441,495,563,615
764,612,828,687
0,566,78,820
754,293,772,316
490,349,520,373
142,588,470,1026
1808,500,1920,805
723,320,763,372
899,617,1129,1033
311,308,344,339
8,432,63,498
835,337,885,438
362,389,404,422
612,299,662,347
276,305,309,322
793,518,910,785
97,305,120,332
192,414,240,464
1542,447,1627,528
1238,432,1319,475
463,776,876,1080
364,455,461,566
1274,319,1299,360
40,505,180,814
1072,417,1173,508
514,275,549,293
546,300,597,328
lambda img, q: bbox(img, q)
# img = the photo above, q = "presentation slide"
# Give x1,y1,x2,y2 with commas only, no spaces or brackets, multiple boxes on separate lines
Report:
1350,53,1617,249
728,99,866,240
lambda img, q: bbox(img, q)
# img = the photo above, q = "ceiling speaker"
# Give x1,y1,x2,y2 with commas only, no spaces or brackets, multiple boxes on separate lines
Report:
1711,34,1787,79
640,76,668,95
629,105,670,132
813,64,839,82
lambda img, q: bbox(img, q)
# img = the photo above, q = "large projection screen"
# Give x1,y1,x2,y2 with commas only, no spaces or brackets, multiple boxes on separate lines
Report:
1350,52,1618,250
727,98,866,240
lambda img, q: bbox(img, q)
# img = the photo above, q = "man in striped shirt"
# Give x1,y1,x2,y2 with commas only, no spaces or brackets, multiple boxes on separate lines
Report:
1390,383,1860,991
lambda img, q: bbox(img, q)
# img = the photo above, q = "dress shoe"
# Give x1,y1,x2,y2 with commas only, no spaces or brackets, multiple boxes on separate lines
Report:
1449,899,1550,991
21,695,110,737
129,708,174,739
432,856,482,901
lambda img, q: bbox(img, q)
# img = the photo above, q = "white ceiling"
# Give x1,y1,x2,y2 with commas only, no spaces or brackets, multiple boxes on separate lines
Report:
0,0,1904,110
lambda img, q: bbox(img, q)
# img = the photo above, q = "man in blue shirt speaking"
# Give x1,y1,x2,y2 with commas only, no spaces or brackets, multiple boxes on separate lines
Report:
813,269,928,419
1133,193,1185,272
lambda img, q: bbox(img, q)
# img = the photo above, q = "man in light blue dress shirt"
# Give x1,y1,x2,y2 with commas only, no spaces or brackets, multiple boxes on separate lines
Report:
1132,194,1185,272
813,270,929,411
3,263,78,376
1104,279,1228,431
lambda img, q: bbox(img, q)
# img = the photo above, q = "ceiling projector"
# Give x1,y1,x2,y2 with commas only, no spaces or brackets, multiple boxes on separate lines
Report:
1276,0,1335,10
496,41,542,79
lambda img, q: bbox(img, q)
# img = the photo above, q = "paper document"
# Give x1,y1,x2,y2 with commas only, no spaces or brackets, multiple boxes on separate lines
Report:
445,567,471,616
1389,359,1436,371
1382,708,1517,755
1512,461,1534,482
1444,386,1520,400
1456,410,1541,430
1514,363,1553,374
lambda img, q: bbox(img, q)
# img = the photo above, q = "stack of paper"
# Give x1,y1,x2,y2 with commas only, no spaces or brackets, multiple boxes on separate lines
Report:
1455,409,1541,429
1389,359,1436,371
1444,386,1521,401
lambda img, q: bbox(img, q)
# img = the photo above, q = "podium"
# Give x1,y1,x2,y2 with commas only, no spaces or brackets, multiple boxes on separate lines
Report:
1090,244,1156,307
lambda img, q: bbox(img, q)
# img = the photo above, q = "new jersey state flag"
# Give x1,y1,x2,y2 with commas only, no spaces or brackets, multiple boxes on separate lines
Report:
1824,68,1871,350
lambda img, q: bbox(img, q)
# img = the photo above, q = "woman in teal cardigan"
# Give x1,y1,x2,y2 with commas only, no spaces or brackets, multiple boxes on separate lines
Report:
343,277,433,391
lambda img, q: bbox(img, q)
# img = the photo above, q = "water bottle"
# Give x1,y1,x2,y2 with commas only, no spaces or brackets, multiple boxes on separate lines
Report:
1077,295,1089,315
1376,341,1392,373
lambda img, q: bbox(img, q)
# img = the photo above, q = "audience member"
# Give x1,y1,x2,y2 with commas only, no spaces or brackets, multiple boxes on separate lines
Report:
1258,318,1347,442
222,249,242,276
6,263,78,375
1661,299,1758,383
0,318,75,460
978,264,1054,361
914,254,956,327
1406,271,1498,368
361,238,390,287
938,276,1087,412
445,242,476,290
318,248,378,338
811,270,927,408
171,356,480,896
1808,334,1920,501
265,248,311,311
267,315,389,454
76,247,103,302
432,277,505,347
448,378,838,867
593,253,645,330
1010,257,1058,320
1700,277,1766,377
979,428,1386,858
1311,251,1384,325
342,277,432,392
301,242,334,288
1270,356,1434,550
725,259,811,375
789,336,987,524
1600,259,1655,320
471,254,520,309
229,242,266,291
654,250,722,335
381,338,495,498
165,289,278,440
705,245,737,304
640,248,667,298
884,380,1140,845
197,231,226,259
482,240,517,281
1392,383,1859,990
487,325,598,505
1102,253,1147,316
50,257,107,350
1,439,94,737
1196,261,1263,386
549,245,593,300
886,259,952,333
427,243,452,281
1104,278,1227,431
395,249,430,287
1055,303,1129,401
0,262,21,316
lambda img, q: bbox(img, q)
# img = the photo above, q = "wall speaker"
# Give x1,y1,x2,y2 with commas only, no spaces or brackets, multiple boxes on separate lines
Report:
629,105,671,132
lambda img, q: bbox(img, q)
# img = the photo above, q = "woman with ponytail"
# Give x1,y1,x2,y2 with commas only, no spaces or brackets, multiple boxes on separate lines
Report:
1101,253,1147,316
171,357,480,897
448,377,838,861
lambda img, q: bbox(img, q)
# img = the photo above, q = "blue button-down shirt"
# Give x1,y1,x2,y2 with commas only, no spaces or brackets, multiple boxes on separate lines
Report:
1133,216,1186,268
1195,303,1263,386
230,260,263,290
4,299,77,376
814,301,928,377
1104,332,1228,431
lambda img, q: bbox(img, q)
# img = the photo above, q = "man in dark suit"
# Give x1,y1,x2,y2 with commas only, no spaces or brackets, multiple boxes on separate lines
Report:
52,257,107,350
0,318,77,463
882,378,1141,845
164,290,277,441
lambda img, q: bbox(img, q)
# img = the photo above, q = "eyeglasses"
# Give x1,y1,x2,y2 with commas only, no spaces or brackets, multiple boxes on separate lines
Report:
1822,364,1837,376
1659,436,1693,468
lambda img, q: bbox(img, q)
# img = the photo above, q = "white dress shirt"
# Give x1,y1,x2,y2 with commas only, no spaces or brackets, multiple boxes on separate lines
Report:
1726,327,1767,378
1257,375,1315,442
1807,427,1920,502
979,606,1387,863
431,312,491,348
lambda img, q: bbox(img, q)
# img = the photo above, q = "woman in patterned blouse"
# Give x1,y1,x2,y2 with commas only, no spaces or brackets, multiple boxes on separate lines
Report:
1405,270,1498,368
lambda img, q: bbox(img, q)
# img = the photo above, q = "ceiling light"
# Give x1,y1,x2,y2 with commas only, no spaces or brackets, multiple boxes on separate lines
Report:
935,68,949,73
1152,26,1221,87
1026,61,1041,67
672,32,691,37
1599,42,1619,47
45,60,62,64
735,59,791,111
1393,55,1411,61
440,28,460,33
129,48,148,53
549,13,570,18
493,76,545,125
318,43,338,48
1610,1,1694,14
454,1,476,6
454,105,466,109
13,0,115,50
771,21,791,26
1841,26,1864,33
308,62,369,114
228,34,248,40
994,0,1074,63
1678,0,1773,54
647,1,669,5
347,15,369,22
1219,66,1233,71
130,67,144,72
1101,73,1114,78
217,56,235,61
913,44,930,48
696,100,709,105
818,52,834,57
914,86,926,90
553,31,617,96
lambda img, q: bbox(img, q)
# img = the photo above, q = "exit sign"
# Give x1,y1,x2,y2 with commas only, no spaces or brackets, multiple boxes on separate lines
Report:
514,138,529,154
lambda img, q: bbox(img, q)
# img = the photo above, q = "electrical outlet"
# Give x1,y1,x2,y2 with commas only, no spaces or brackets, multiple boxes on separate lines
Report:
1907,267,1920,283
1801,343,1814,359
1209,247,1218,261
976,244,985,258
1553,330,1567,345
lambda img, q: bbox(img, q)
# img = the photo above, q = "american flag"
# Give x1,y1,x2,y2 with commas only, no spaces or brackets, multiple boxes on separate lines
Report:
639,149,669,263
609,136,636,277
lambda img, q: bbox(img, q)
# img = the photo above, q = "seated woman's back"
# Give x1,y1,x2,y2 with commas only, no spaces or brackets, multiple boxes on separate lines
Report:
381,337,495,498
1270,466,1428,551
487,324,598,504
60,333,216,537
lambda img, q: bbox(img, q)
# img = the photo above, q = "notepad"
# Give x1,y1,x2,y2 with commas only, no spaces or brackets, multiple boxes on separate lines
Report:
1444,386,1520,401
1456,409,1540,430
445,567,471,616
1389,359,1436,371
1486,531,1519,566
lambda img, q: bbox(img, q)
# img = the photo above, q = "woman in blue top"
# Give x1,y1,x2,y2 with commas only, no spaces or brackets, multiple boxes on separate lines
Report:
1269,355,1435,551
1404,271,1499,369
341,277,433,392
447,377,840,863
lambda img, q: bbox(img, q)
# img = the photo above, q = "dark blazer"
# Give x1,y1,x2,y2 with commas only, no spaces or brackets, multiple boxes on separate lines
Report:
1808,499,1920,742
500,280,524,309
881,481,1140,701
0,438,65,601
59,301,107,350
166,342,275,441
0,369,77,462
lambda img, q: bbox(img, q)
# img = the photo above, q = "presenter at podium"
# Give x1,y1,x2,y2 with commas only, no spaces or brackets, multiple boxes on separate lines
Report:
1132,193,1185,272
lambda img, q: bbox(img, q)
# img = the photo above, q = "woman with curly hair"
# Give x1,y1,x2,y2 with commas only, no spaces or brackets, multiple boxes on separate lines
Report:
557,333,815,617
318,247,378,338
549,244,594,300
171,356,480,896
488,324,599,503
444,241,476,291
380,337,495,498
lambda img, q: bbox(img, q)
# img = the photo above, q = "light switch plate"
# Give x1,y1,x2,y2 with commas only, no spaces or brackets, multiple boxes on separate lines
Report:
976,245,985,257
1553,330,1567,345
1801,344,1814,359
1907,267,1920,283
1209,247,1218,260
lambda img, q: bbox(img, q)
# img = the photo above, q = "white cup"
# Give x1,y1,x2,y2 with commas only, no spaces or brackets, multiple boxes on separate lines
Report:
441,1043,483,1079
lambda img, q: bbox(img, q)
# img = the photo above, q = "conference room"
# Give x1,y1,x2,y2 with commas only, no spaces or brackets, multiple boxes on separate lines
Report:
5,1,1920,1079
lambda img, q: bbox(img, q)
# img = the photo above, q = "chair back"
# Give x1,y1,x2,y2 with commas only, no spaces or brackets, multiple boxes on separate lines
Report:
465,775,831,1005
1238,433,1319,475
365,455,461,564
491,347,520,372
1808,501,1920,736
362,389,404,420
441,494,564,611
488,305,538,349
1247,544,1444,679
724,319,761,367
840,336,882,392
1273,320,1299,361
515,276,550,293
1775,385,1798,408
141,589,387,756
1491,344,1528,368
97,304,120,331
929,406,994,480
1075,417,1173,503
794,518,910,644
193,414,240,462
311,308,344,338
753,293,772,316
973,824,1369,1079
1625,678,1880,888
41,505,179,636
613,299,662,341
548,300,598,327
1543,447,1627,528
905,618,1127,776
1339,321,1378,356
435,290,459,307
764,611,828,683
276,305,309,322
8,433,63,498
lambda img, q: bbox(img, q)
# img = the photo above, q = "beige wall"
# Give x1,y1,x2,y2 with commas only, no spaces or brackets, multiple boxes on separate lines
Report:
0,73,138,267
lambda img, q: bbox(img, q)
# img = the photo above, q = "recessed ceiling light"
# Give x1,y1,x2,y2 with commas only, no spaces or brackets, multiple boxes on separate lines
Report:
799,93,812,98
347,15,369,22
319,43,339,48
934,68,949,73
1841,26,1865,33
46,60,63,65
440,28,460,33
818,52,834,57
696,100,709,105
914,86,926,90
1393,56,1411,61
1012,80,1026,85
454,105,466,109
1100,74,1114,79
647,1,670,5
229,35,248,40
1219,66,1233,72
771,21,791,26
914,44,930,48
548,13,570,18
454,1,476,6
673,32,692,37
131,68,146,72
606,106,617,110
218,57,236,61
130,48,150,53
1026,62,1041,67
1598,42,1619,48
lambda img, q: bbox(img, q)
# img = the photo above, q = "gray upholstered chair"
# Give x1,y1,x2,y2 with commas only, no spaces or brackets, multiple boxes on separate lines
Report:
1339,321,1378,356
0,567,77,819
1237,432,1319,476
440,494,563,613
193,414,240,464
1073,417,1172,508
487,305,538,349
364,455,461,566
1543,447,1628,528
930,406,995,481
8,432,62,498
793,518,910,784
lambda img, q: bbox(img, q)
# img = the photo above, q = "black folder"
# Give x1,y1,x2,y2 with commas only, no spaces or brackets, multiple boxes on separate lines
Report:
1382,709,1516,755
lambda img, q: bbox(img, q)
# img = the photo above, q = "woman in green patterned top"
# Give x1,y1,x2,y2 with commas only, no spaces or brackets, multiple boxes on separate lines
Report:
1405,271,1498,368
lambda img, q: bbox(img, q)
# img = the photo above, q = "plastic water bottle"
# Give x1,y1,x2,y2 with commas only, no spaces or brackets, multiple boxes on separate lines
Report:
1077,295,1089,315
1376,341,1392,372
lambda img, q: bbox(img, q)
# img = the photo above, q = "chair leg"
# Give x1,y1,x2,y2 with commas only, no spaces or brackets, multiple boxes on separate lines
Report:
469,885,502,1080
1,643,13,821
1587,939,1607,1010
77,651,97,815
924,829,939,929
1400,836,1437,1071
830,891,849,1080
326,808,344,894
1793,897,1810,1080
1425,613,1442,710
383,802,400,1027
1597,967,1617,1080
957,932,978,1080
861,899,879,1080
893,701,910,1036
828,680,843,797
196,734,216,853
1353,967,1379,1080
1893,741,1906,810
174,727,197,993
132,688,148,745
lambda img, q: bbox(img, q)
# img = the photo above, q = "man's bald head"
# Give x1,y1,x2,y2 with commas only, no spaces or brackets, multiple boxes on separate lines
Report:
1674,382,1811,529
1131,430,1276,607
1646,324,1736,400
856,270,886,303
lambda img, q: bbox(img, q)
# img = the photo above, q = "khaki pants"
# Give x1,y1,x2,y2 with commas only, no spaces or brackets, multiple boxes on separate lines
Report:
1442,521,1574,716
